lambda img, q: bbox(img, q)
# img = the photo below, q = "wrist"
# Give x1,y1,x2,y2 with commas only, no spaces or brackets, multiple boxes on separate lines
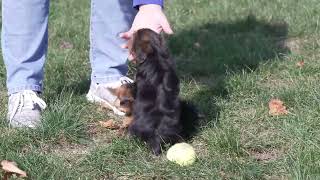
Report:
139,4,162,11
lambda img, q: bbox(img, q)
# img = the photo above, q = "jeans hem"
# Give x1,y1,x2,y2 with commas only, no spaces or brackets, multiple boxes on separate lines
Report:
8,85,43,95
91,75,126,85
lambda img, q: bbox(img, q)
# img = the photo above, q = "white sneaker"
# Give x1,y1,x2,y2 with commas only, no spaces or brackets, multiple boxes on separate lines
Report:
7,90,47,128
86,77,133,116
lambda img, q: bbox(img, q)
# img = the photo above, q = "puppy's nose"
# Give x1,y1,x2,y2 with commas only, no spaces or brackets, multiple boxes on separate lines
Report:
120,101,126,106
120,99,131,106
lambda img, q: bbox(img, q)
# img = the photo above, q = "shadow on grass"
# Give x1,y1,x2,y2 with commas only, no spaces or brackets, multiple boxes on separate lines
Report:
170,15,289,126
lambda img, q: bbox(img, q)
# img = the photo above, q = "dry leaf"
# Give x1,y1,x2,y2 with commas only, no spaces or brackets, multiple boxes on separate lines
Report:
296,60,304,68
99,119,120,130
1,160,27,179
194,42,201,48
268,99,288,116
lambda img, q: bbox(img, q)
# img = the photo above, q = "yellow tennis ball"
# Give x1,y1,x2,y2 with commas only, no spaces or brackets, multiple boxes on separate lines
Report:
166,143,196,166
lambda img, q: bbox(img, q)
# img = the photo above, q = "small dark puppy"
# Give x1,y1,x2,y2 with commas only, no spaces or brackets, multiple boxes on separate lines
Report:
128,29,198,155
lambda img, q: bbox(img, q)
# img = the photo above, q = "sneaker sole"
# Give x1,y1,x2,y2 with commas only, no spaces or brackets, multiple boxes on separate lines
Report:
86,91,125,116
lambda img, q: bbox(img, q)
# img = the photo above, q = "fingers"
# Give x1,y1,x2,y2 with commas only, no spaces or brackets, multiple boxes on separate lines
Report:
120,43,134,60
121,43,128,49
119,31,133,40
128,53,134,61
120,30,133,50
161,18,174,34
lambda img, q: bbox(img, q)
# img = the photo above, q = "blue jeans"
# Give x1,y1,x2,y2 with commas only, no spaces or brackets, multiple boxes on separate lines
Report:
2,0,136,95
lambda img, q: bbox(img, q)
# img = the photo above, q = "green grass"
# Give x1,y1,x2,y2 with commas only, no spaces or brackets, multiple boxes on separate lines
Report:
1,0,320,179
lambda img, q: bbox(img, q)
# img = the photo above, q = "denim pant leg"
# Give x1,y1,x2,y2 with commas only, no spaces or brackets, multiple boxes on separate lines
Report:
2,0,49,95
90,0,136,84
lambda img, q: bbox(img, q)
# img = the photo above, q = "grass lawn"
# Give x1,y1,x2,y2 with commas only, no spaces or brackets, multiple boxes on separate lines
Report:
1,0,320,179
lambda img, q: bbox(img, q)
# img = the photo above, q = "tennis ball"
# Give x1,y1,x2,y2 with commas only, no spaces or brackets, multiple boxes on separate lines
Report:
166,143,196,166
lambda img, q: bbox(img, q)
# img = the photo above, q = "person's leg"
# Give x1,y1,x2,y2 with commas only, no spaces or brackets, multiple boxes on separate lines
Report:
87,0,136,115
89,0,135,83
2,0,49,94
2,0,49,128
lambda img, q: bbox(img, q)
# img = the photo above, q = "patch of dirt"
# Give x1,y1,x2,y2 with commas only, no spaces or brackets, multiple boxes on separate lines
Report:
277,36,317,55
257,74,296,90
249,148,281,162
51,132,116,162
51,122,120,160
191,138,209,158
282,38,301,54
59,40,73,49
264,175,290,180
52,144,89,158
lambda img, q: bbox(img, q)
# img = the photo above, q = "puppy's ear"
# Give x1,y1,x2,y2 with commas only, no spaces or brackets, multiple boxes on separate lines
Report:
134,34,153,63
139,33,154,55
131,29,163,64
139,30,165,55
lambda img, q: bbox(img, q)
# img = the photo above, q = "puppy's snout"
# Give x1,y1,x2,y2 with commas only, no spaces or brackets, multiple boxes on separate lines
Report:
120,100,126,106
120,98,133,106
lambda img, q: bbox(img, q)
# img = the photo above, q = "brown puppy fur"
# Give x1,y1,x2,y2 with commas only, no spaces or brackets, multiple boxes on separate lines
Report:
108,83,135,129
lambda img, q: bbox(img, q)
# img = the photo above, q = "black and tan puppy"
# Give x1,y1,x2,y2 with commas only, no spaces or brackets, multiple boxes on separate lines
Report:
128,29,198,155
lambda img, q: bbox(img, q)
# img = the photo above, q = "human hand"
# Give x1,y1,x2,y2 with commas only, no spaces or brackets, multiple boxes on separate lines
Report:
120,4,173,60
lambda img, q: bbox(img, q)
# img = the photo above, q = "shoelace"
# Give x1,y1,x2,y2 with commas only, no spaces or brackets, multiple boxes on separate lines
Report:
119,76,133,85
9,90,47,122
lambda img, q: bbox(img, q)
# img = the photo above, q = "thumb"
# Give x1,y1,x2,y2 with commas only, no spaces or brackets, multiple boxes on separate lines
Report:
161,19,173,34
119,30,134,40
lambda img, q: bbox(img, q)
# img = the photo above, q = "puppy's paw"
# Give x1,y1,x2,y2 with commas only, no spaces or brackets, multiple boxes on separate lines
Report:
149,138,162,156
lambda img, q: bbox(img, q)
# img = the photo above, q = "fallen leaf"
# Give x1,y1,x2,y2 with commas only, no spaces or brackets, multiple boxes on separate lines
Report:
296,60,304,68
194,42,201,48
99,120,120,130
268,99,288,116
1,160,27,179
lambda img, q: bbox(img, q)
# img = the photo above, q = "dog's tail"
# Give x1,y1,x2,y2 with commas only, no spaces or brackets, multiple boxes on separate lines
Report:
180,100,200,140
